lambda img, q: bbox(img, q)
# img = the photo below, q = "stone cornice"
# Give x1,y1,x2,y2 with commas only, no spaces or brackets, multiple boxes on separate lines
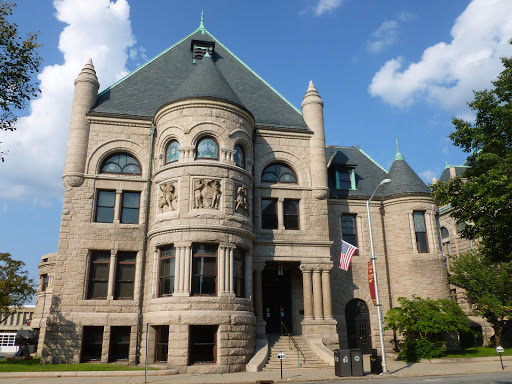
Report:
255,128,312,140
254,240,333,247
87,114,153,127
148,224,256,241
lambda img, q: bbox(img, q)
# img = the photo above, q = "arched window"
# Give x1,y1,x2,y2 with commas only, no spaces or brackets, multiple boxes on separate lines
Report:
457,221,467,233
165,140,180,164
196,137,219,160
261,163,297,184
345,299,372,354
101,153,141,175
234,144,245,168
441,227,450,240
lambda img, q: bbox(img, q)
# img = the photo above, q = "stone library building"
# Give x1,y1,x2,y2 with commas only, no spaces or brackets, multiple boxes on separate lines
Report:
31,19,451,373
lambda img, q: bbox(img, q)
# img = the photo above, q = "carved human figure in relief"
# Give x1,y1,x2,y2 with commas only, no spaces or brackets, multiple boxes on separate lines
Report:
194,179,221,209
194,179,205,209
235,185,248,214
159,182,177,212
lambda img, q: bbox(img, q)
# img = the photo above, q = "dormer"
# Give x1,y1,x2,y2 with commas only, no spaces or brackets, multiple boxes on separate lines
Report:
191,40,215,63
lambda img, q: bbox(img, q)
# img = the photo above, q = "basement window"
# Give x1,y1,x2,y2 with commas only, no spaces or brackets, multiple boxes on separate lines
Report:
81,326,103,362
189,325,217,364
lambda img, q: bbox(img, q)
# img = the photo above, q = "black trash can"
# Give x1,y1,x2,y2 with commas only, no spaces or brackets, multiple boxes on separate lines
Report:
334,349,352,377
350,349,364,376
370,348,383,374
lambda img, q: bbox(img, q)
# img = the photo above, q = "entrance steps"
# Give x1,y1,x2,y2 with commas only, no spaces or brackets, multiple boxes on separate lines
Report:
263,335,331,370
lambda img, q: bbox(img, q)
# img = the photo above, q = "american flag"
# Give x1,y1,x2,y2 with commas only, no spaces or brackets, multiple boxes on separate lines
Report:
339,240,358,271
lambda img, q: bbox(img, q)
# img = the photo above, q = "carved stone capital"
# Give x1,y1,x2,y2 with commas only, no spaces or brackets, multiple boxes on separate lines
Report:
62,174,84,188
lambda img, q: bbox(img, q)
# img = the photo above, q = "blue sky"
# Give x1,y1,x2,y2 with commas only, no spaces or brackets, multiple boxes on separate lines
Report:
1,0,512,288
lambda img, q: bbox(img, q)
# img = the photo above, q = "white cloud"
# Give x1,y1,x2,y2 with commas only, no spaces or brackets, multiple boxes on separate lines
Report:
367,12,414,54
419,168,440,184
369,0,512,112
313,0,344,16
0,0,136,202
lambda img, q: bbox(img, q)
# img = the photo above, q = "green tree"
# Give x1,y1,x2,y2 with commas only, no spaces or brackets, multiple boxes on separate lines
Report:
431,52,512,263
0,252,36,324
449,249,512,347
0,1,42,161
384,296,469,362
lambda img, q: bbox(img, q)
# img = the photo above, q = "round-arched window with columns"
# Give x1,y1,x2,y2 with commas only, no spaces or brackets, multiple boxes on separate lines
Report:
165,140,180,164
100,153,141,175
262,162,297,184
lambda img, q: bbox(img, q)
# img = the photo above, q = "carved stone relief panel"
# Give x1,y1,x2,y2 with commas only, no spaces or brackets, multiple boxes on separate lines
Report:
193,178,222,209
235,184,249,216
159,181,178,212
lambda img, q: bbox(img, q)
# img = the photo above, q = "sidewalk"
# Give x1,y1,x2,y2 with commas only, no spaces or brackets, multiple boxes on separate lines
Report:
0,356,511,384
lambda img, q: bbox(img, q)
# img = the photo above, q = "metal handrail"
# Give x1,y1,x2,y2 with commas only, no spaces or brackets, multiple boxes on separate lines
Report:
280,321,306,366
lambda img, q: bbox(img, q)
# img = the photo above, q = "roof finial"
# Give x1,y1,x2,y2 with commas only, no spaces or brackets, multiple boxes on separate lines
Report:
199,10,206,34
394,138,404,161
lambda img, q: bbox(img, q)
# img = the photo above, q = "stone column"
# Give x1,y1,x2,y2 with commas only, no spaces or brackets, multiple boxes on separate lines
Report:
321,267,333,319
151,248,158,298
312,269,324,320
218,245,226,295
300,265,313,319
107,250,117,299
228,247,234,295
174,246,182,294
277,198,285,230
134,250,143,300
183,245,191,295
114,191,122,224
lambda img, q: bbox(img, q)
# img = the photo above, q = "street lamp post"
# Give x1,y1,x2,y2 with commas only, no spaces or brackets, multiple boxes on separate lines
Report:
366,178,391,374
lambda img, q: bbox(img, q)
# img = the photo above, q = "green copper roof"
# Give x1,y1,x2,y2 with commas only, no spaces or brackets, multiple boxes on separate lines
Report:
394,139,404,161
91,27,307,129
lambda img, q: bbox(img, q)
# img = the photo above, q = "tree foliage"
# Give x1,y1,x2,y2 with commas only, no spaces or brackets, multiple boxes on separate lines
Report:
0,252,36,324
384,296,469,362
431,55,512,263
449,249,512,347
0,1,42,162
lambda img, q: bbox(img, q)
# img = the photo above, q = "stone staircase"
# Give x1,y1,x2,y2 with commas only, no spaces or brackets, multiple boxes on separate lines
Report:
263,334,331,370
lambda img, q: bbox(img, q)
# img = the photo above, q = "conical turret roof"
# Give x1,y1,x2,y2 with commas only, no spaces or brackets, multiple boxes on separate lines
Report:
380,144,430,197
166,52,244,108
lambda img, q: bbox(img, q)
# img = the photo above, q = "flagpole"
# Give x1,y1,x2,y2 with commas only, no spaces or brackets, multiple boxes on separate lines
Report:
366,178,391,374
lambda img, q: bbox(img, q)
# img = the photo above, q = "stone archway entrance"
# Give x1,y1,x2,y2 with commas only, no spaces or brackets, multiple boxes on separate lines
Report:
345,299,372,354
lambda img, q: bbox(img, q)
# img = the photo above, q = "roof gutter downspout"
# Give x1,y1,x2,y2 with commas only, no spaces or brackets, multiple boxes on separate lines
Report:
136,124,155,365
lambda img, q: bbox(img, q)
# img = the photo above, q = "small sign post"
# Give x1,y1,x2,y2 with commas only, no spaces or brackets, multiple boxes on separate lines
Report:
277,352,286,379
496,346,504,370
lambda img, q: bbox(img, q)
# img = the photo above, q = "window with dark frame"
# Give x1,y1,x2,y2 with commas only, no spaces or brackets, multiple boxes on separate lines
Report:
154,325,169,362
192,244,217,296
95,190,115,223
109,326,131,361
87,251,110,299
261,198,278,229
341,215,358,255
121,192,140,224
114,252,136,299
189,325,217,364
283,199,299,230
413,211,429,253
159,246,176,296
81,326,103,362
233,249,245,298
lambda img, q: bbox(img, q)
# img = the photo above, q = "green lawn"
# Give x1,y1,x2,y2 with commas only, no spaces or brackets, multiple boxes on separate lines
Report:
443,347,512,359
0,357,156,372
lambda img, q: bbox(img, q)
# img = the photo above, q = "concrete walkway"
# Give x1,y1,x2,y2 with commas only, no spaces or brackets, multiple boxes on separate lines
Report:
0,356,511,383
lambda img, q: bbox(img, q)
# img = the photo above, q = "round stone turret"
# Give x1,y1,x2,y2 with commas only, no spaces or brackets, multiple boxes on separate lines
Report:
301,81,329,199
62,59,100,187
